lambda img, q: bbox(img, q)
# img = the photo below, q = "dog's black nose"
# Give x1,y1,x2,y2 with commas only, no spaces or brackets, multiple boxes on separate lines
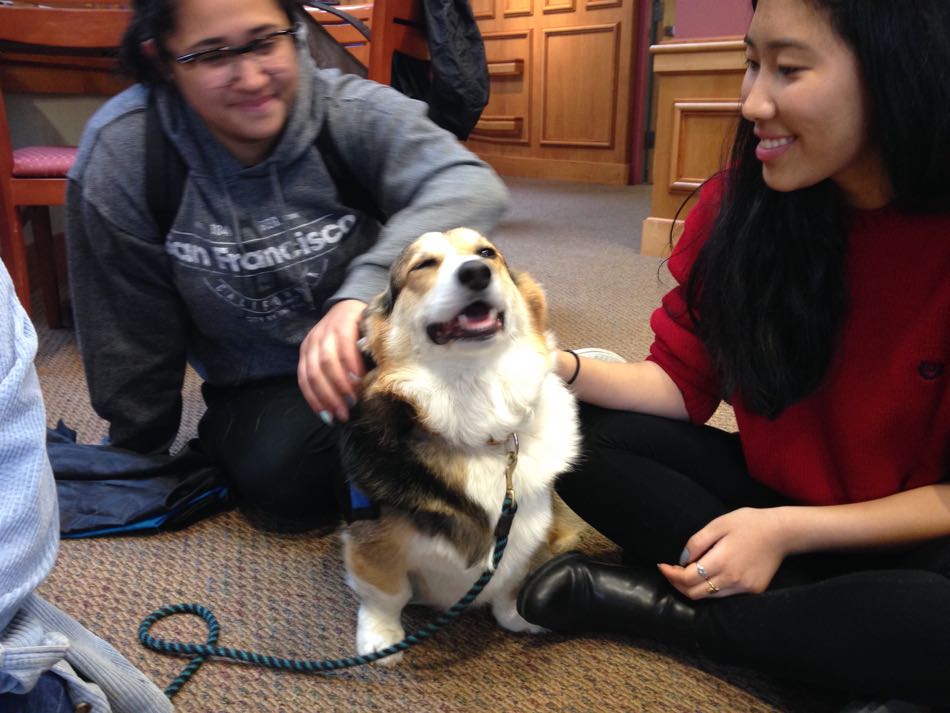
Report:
457,260,491,291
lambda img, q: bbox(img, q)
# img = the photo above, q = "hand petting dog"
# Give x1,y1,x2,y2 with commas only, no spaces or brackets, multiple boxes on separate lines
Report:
298,298,367,425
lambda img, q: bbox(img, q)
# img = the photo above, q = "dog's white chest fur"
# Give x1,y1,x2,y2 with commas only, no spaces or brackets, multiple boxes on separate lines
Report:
397,341,554,448
407,370,578,609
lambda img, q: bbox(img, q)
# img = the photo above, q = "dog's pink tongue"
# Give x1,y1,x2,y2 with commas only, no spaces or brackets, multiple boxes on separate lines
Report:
458,302,493,329
459,312,493,330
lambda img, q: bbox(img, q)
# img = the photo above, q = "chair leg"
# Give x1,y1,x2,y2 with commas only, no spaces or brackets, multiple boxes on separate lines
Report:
30,206,64,329
0,196,31,315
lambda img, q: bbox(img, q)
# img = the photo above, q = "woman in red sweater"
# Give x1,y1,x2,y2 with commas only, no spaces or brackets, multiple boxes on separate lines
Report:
518,0,950,706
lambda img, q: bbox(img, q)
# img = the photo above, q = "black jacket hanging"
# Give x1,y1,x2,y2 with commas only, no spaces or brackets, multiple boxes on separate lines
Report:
391,0,490,140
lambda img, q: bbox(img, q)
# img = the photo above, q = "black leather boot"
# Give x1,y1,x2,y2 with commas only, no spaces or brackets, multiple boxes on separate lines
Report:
517,551,699,649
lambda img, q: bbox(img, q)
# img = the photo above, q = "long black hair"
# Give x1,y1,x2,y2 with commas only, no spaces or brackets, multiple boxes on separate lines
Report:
119,0,302,85
686,0,950,418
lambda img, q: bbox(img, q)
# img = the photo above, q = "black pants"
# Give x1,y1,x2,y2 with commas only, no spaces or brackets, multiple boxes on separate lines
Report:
198,376,341,530
557,405,950,705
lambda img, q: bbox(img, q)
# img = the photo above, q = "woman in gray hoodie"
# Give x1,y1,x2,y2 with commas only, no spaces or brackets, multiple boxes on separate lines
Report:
66,0,509,531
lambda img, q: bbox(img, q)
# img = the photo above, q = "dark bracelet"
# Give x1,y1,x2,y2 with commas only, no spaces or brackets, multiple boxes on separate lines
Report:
563,349,581,385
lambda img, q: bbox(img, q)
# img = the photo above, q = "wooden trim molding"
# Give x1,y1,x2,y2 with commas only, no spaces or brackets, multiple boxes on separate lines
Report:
487,59,524,77
472,116,524,136
543,0,576,13
477,154,629,184
651,38,747,54
650,38,746,74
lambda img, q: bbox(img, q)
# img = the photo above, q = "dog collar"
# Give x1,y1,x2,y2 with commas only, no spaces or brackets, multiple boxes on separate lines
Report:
494,432,519,539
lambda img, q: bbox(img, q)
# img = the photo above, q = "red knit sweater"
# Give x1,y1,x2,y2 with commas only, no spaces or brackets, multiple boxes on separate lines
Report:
647,177,949,505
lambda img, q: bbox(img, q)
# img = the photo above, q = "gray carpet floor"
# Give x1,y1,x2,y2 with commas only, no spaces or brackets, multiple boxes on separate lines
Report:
33,176,839,712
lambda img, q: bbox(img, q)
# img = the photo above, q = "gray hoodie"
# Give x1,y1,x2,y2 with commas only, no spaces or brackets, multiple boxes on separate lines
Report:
66,50,509,453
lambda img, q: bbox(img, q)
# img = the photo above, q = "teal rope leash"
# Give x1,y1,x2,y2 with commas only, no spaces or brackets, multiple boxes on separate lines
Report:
140,438,522,700
140,495,515,698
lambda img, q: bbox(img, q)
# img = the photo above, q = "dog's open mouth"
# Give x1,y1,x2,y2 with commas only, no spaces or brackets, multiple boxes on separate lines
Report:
426,301,504,345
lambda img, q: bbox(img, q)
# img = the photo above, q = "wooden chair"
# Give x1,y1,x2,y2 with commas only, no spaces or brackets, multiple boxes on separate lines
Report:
305,0,428,84
368,0,428,85
0,4,130,327
304,1,374,72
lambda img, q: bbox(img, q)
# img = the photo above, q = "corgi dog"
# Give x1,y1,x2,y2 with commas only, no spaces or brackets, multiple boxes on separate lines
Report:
339,228,581,665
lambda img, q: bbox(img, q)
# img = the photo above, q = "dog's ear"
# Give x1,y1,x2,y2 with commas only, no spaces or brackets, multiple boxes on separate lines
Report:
510,269,547,334
369,283,394,317
359,287,392,364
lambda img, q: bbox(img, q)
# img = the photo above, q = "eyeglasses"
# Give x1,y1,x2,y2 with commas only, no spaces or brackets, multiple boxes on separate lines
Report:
174,25,298,82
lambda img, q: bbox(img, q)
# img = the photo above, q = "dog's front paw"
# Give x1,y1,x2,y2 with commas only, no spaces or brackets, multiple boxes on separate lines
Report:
492,598,546,634
356,611,406,667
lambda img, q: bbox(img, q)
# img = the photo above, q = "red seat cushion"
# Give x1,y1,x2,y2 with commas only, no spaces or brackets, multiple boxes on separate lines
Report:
12,146,78,178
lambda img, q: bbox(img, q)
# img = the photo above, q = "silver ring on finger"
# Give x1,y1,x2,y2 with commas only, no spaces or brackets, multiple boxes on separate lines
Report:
696,562,719,593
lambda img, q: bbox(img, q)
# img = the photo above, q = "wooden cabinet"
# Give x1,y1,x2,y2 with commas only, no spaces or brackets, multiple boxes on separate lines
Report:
640,38,745,255
465,0,639,184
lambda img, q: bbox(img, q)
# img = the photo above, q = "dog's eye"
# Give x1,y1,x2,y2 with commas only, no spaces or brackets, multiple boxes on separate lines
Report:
411,258,438,272
477,247,496,259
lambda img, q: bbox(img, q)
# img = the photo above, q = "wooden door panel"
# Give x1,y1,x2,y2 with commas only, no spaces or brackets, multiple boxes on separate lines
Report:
668,101,740,191
467,0,637,183
540,24,617,147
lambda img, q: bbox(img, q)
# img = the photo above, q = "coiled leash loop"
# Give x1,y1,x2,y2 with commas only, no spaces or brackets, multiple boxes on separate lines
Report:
139,436,520,700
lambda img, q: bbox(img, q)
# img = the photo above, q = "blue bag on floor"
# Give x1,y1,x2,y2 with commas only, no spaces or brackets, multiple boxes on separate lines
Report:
48,421,232,538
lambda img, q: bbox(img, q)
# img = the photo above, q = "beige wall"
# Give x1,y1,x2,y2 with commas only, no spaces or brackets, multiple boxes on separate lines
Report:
674,0,750,38
7,95,103,147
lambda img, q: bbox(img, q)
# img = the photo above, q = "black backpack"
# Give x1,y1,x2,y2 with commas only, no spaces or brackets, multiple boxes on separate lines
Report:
391,0,489,142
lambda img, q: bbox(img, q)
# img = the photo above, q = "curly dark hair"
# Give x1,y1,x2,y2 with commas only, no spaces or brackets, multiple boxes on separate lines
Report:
685,0,950,418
